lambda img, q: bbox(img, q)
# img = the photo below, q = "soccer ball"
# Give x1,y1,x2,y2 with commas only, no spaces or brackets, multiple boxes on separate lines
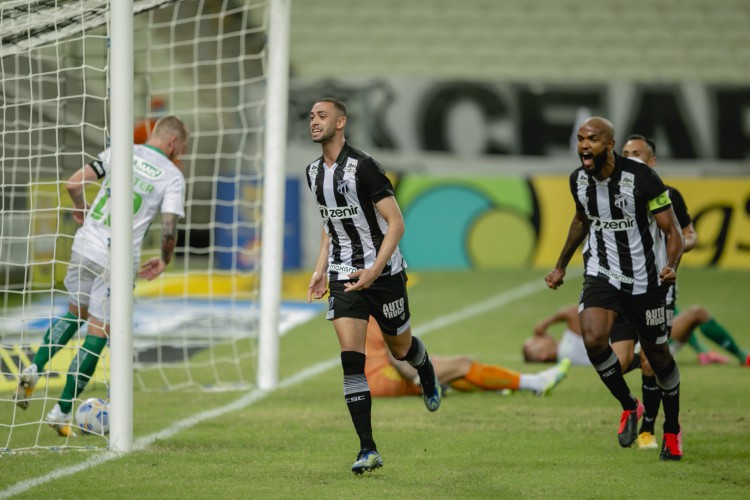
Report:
75,398,110,435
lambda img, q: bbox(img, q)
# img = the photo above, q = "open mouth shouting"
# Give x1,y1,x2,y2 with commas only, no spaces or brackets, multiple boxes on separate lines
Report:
580,151,594,168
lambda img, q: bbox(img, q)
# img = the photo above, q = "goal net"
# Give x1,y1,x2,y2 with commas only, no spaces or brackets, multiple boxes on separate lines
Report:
0,0,271,451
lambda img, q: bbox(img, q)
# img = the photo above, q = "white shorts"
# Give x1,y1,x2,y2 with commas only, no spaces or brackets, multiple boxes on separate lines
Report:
63,252,110,324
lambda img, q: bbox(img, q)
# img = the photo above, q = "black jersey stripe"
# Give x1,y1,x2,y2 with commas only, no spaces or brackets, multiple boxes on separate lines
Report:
588,182,610,280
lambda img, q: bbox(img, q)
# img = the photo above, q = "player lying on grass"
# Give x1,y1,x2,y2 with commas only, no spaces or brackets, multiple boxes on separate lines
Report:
524,304,747,367
366,318,570,397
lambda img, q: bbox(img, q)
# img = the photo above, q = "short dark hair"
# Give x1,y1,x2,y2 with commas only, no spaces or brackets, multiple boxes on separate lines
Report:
314,97,347,117
522,344,532,362
626,134,656,155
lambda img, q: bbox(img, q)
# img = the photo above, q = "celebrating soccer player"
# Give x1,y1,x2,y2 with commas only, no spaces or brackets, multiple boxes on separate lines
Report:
545,117,685,460
305,97,441,474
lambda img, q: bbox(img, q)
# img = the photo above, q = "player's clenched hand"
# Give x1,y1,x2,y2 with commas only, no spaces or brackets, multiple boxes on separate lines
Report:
344,268,376,293
659,266,676,283
72,204,88,225
73,209,86,226
138,257,166,281
307,271,327,302
545,268,565,290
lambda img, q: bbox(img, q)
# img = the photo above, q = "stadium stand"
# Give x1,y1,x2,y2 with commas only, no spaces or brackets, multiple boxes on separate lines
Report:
289,0,750,83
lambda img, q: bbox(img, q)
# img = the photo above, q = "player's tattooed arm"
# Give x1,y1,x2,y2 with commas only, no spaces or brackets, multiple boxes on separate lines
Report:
555,209,589,271
138,213,179,281
546,210,588,290
161,212,179,265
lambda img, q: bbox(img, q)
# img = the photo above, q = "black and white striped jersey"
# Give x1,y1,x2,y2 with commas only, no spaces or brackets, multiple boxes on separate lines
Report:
306,141,406,282
570,153,673,295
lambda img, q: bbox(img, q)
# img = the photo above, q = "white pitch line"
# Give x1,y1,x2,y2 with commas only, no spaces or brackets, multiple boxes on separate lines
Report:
0,277,545,498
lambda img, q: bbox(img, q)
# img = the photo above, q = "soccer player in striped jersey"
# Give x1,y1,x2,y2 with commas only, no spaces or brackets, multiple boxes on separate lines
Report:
545,117,685,460
621,134,750,451
622,135,747,365
305,97,441,474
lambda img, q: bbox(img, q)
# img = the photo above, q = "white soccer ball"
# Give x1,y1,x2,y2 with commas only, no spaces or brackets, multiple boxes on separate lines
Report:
75,398,110,435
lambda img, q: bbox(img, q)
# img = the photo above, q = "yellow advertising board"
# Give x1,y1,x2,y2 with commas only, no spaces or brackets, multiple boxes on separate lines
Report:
0,340,109,393
532,176,750,269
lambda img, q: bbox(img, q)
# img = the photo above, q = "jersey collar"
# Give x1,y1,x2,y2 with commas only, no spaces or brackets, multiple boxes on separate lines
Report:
144,144,169,158
333,141,352,167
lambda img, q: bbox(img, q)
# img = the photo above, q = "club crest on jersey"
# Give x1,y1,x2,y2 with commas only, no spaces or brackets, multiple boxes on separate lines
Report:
337,179,350,195
614,193,628,209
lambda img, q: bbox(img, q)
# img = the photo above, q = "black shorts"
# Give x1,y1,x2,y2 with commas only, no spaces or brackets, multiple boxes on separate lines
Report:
580,276,670,344
327,271,411,335
610,316,638,343
665,283,676,328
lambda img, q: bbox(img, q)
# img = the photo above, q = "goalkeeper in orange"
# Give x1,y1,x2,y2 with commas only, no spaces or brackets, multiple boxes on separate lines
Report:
365,318,570,397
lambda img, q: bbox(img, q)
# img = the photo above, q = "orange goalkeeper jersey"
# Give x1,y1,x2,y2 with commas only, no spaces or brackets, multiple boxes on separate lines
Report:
365,320,421,397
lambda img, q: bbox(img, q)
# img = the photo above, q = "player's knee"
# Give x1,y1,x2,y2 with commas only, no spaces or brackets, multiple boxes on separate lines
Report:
641,344,672,371
454,356,473,370
686,305,710,323
582,331,609,352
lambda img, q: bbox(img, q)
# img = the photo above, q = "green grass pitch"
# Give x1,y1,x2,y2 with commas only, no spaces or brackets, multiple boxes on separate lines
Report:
2,268,749,498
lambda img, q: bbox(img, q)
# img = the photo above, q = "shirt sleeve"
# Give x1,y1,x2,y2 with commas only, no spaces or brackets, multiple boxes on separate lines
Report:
359,157,394,204
96,149,112,179
569,170,584,212
161,175,186,218
641,166,671,215
668,187,691,228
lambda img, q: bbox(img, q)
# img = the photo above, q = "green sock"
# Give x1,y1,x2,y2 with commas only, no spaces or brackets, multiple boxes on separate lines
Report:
700,318,748,362
32,312,81,371
686,331,709,354
58,335,107,414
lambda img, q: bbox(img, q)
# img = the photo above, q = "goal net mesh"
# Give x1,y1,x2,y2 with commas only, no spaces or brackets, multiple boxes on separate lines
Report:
0,0,269,450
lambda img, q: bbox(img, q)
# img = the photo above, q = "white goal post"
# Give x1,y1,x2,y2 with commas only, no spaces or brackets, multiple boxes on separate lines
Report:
0,0,289,452
109,0,136,453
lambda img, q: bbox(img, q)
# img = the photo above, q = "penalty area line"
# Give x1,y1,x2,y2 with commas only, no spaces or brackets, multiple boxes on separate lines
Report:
0,277,546,498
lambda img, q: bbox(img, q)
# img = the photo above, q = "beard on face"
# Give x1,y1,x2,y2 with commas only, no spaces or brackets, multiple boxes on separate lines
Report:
584,149,609,176
311,127,333,144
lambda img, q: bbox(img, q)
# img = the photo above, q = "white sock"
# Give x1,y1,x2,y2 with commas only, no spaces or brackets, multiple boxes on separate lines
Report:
518,374,541,393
